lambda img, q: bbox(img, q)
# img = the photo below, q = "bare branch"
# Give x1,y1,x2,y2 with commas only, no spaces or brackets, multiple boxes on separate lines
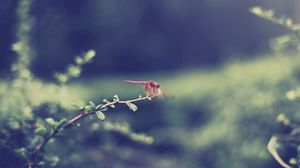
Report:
267,136,292,168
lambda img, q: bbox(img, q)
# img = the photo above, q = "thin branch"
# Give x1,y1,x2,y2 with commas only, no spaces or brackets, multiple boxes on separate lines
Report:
267,136,292,168
32,95,154,157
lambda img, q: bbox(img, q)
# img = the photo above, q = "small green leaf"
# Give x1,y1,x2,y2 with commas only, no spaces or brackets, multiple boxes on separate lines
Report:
292,24,300,31
55,73,68,83
96,111,106,120
84,105,94,112
289,158,297,165
95,104,103,109
37,162,46,166
45,118,58,127
29,136,43,149
72,104,85,110
56,119,67,129
101,107,108,111
89,101,96,107
34,125,47,135
44,155,60,167
84,50,96,61
14,148,27,158
126,102,138,112
285,18,293,27
67,65,81,77
75,56,84,65
113,95,119,102
249,6,263,15
276,113,290,125
78,106,85,110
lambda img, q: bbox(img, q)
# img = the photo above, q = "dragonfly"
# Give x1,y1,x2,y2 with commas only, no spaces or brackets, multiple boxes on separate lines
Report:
123,80,161,96
123,80,175,100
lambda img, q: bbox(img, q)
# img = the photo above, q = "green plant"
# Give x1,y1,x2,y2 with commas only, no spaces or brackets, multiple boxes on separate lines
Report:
0,0,157,167
250,6,300,168
250,7,300,51
27,94,155,167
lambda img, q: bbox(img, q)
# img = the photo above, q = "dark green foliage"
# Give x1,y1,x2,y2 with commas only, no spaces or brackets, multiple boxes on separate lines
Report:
0,1,156,167
251,5,300,168
4,0,300,168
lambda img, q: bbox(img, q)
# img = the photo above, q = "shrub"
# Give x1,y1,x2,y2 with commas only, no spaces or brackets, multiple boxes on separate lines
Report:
0,1,156,167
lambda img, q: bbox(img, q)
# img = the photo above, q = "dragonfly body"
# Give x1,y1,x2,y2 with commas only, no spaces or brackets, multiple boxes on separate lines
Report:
123,80,148,85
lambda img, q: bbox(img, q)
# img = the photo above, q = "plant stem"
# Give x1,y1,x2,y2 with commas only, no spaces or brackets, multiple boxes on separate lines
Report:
32,95,153,157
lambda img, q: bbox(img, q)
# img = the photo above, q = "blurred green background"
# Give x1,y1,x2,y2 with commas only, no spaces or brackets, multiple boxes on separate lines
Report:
1,0,299,76
1,0,300,168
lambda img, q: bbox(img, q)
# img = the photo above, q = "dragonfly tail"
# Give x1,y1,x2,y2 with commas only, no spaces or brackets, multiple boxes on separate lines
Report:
123,80,147,85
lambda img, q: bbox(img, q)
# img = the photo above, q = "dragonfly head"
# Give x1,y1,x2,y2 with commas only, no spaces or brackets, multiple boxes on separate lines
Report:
149,81,160,88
